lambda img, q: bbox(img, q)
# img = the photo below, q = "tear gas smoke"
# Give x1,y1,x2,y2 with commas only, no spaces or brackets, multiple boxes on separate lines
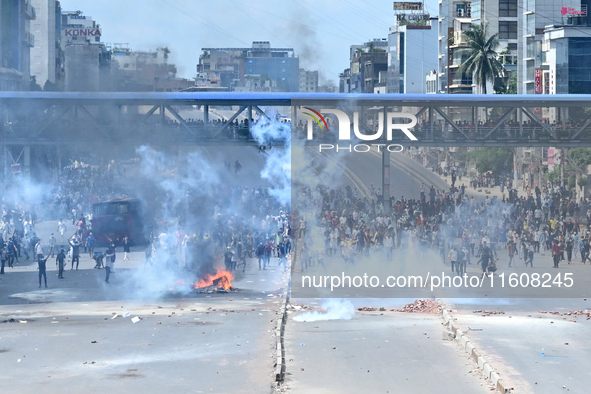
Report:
293,299,355,322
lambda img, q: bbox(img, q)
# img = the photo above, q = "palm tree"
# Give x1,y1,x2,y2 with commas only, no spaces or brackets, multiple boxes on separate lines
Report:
456,23,504,94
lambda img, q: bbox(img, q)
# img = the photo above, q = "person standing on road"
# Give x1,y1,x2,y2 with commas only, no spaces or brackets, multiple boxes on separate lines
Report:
69,236,81,270
448,246,458,274
104,246,114,283
0,248,6,274
38,254,49,288
255,242,265,270
122,236,130,261
57,219,66,242
56,248,66,279
48,233,57,257
566,237,574,264
86,232,95,259
552,240,563,268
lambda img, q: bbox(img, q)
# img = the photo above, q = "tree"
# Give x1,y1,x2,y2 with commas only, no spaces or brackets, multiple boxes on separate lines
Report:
568,147,591,169
456,23,504,94
466,147,513,174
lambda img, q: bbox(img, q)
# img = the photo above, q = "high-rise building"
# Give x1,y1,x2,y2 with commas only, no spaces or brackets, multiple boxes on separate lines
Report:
342,38,388,93
517,0,583,94
438,0,473,93
543,25,591,95
299,68,318,92
30,0,63,89
470,0,519,92
0,0,36,90
60,10,101,49
197,42,299,92
387,18,438,94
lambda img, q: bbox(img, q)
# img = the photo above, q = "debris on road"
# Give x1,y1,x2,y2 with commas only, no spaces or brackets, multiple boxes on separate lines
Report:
131,317,141,323
396,300,441,314
472,310,505,315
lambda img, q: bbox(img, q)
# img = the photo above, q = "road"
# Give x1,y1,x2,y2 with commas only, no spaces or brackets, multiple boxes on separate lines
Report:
284,310,493,394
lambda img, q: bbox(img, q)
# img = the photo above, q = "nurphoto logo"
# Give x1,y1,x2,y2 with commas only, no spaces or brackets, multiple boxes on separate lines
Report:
299,107,418,153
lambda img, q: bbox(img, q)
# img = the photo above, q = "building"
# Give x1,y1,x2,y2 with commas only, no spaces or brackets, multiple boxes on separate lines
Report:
299,68,318,92
0,0,36,91
339,68,351,93
517,0,584,94
470,0,519,92
60,10,101,49
387,18,438,94
197,41,299,92
438,0,472,93
110,45,192,92
342,38,388,93
30,0,63,90
543,25,591,95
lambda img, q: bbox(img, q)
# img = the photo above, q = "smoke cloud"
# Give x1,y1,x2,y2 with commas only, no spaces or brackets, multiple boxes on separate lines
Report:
293,298,355,322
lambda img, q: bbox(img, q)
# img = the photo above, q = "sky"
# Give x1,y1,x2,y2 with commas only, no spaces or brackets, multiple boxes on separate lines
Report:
58,0,439,83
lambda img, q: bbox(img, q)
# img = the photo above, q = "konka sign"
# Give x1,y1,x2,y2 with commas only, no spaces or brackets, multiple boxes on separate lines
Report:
65,28,102,37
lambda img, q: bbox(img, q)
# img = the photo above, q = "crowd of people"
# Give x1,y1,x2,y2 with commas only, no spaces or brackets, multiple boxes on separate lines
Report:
296,172,591,277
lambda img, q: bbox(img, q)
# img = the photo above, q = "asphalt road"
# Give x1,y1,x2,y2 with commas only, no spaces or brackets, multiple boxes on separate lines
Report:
284,310,492,394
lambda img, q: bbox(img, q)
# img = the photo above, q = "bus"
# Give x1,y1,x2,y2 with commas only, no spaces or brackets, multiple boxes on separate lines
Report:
91,198,146,246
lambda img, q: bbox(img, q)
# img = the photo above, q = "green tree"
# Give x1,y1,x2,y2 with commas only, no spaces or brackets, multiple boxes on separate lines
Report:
466,147,513,174
568,147,591,169
456,23,504,94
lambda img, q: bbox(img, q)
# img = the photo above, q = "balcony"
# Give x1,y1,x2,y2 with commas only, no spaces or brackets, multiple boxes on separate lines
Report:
24,1,36,20
452,31,469,47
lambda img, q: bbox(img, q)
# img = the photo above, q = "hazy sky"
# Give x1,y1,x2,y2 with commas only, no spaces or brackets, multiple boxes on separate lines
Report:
58,0,439,82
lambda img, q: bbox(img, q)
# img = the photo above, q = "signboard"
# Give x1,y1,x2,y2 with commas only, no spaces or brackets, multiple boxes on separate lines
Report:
534,69,542,94
396,13,430,22
561,6,587,16
393,2,423,11
10,164,21,174
64,28,102,37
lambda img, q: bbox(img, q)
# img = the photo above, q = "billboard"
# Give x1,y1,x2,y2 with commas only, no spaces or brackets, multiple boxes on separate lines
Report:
534,69,542,94
393,1,423,11
64,28,102,37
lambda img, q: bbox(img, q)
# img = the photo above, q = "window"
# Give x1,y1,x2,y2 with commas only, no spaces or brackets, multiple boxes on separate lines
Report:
499,21,517,39
499,0,517,17
508,43,517,51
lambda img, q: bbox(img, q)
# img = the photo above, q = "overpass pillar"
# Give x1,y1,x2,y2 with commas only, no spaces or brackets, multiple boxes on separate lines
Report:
24,146,30,178
382,148,390,214
204,105,209,124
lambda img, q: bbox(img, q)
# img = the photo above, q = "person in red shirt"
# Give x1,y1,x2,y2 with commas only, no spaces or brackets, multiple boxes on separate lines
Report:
551,240,563,268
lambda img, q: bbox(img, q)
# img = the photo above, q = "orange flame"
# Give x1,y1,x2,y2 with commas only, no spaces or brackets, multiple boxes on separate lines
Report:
194,269,234,290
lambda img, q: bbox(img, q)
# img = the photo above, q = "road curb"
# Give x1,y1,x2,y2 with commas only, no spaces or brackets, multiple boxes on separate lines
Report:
441,309,510,393
274,269,291,383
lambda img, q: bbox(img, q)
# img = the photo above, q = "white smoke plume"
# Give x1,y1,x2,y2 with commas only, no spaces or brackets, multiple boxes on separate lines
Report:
293,298,355,322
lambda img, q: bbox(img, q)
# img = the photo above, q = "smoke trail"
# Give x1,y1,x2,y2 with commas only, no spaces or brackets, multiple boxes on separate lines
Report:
293,298,355,322
249,112,291,206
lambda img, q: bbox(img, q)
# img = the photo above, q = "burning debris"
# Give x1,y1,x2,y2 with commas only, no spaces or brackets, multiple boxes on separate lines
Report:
396,300,441,314
194,269,236,293
166,269,237,294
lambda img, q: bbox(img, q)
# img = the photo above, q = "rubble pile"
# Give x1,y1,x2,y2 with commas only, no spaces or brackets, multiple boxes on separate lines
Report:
396,300,441,314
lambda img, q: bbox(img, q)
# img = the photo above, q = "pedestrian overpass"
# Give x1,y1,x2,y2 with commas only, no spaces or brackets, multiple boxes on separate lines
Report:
2,92,591,148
